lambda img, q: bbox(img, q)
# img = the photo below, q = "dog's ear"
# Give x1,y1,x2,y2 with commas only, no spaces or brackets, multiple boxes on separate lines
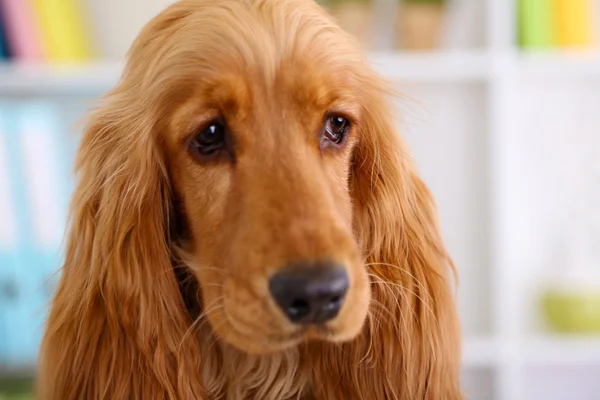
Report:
38,76,204,400
38,6,209,398
312,78,463,399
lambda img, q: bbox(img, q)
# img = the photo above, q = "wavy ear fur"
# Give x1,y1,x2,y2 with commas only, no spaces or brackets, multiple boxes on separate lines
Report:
38,93,204,400
38,15,205,400
311,79,463,400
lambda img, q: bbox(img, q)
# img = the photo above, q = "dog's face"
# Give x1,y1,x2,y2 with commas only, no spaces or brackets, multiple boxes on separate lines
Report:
160,1,371,354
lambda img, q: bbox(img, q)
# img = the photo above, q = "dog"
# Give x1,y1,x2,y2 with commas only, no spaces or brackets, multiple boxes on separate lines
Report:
39,1,462,399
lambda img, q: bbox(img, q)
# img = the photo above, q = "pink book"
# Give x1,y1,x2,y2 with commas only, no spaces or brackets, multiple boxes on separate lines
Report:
0,0,45,61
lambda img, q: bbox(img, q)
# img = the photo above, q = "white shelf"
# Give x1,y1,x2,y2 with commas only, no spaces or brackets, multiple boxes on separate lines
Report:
462,336,500,368
0,62,122,95
522,337,600,366
516,51,600,80
1,51,598,95
0,51,493,96
370,50,492,83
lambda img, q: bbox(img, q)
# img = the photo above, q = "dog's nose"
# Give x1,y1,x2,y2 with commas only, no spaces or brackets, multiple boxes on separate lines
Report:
269,262,349,324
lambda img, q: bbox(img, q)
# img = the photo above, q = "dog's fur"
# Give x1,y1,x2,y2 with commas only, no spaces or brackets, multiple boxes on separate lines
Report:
38,1,462,399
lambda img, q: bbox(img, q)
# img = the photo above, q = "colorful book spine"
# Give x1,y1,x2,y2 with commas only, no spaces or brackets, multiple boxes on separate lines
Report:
0,0,46,61
518,0,556,49
556,0,596,48
0,4,9,59
31,0,93,62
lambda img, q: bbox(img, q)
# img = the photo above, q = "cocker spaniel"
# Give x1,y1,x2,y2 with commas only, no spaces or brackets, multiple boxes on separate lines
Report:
39,0,462,399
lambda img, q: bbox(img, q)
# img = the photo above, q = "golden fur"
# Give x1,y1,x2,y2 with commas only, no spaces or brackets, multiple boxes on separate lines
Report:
39,0,463,399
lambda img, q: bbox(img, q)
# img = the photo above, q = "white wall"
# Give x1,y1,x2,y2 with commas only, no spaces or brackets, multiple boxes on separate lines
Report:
84,0,176,60
83,0,492,59
394,82,491,337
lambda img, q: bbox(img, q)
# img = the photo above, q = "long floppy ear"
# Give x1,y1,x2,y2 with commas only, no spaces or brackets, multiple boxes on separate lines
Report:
312,78,463,400
38,73,204,400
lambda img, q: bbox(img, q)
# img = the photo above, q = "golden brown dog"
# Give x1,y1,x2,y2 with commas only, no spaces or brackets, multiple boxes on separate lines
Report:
39,0,462,399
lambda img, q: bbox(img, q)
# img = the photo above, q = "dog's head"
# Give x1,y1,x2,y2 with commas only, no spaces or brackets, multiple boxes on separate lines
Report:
57,0,453,359
40,2,463,398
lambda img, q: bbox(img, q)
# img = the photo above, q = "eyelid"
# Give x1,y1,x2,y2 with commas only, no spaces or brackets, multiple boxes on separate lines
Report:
325,107,358,125
181,112,223,146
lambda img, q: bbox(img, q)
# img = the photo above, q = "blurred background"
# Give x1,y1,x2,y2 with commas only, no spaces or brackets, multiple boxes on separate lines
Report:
0,0,599,399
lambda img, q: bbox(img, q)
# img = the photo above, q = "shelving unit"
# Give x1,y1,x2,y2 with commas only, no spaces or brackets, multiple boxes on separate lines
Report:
522,337,600,366
0,62,121,95
2,50,599,95
370,50,492,82
1,0,599,399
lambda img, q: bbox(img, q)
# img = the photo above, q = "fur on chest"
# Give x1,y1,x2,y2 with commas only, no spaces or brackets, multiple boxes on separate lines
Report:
201,343,311,400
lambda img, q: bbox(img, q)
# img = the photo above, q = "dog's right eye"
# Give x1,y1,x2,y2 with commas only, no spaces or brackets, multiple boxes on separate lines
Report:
189,121,226,159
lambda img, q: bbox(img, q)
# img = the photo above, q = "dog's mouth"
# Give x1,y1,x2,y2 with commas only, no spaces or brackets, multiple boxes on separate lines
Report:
184,260,371,354
193,284,365,355
202,298,350,354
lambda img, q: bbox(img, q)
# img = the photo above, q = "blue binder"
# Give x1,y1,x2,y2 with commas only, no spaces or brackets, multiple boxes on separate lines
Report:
0,102,71,366
0,105,20,364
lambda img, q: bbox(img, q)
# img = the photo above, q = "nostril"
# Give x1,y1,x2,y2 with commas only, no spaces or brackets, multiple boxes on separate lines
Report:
288,299,311,320
269,261,349,324
326,295,343,311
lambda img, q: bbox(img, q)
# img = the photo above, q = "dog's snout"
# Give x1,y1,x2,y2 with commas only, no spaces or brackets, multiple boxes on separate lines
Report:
269,262,349,324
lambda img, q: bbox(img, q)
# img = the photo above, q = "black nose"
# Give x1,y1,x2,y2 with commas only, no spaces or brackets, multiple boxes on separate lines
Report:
269,262,349,324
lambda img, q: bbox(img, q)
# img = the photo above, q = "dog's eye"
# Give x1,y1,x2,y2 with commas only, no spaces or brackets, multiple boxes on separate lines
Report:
323,116,349,144
189,121,226,158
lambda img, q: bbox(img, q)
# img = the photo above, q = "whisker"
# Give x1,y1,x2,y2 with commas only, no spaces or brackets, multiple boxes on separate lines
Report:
368,297,398,322
192,266,230,278
368,272,416,320
204,319,230,354
364,262,433,303
200,283,226,289
154,263,192,279
368,273,436,322
178,296,224,353
370,292,411,335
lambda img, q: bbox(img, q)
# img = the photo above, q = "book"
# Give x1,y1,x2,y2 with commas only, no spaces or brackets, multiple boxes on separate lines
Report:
0,104,40,366
0,102,69,366
0,3,9,59
0,105,19,364
518,0,557,49
18,103,69,258
31,0,93,61
0,0,46,61
556,0,596,48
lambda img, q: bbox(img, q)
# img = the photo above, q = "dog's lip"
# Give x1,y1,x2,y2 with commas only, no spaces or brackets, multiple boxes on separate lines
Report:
251,325,339,351
262,323,338,345
303,324,338,341
221,305,303,340
217,297,346,350
228,318,336,345
218,314,348,354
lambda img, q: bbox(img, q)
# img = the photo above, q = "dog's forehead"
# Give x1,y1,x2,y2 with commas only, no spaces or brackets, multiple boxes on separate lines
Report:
158,0,366,146
160,0,362,81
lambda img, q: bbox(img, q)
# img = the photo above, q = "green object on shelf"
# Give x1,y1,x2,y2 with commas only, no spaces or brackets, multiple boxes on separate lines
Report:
0,395,35,400
542,290,600,333
518,0,556,49
0,376,35,400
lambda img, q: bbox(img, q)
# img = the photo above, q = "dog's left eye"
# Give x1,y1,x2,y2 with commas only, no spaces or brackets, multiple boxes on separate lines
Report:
323,116,350,145
189,121,226,158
